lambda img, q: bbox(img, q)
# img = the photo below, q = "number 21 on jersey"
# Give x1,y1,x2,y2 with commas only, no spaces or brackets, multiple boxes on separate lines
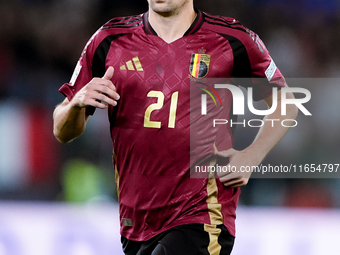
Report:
144,91,179,129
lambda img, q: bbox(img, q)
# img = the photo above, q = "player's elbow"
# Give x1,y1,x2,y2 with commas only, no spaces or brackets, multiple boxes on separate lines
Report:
54,131,80,144
53,129,71,144
54,134,68,144
53,124,83,144
55,127,85,144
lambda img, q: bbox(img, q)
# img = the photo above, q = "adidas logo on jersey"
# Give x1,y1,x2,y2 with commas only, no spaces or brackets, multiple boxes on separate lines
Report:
120,56,144,71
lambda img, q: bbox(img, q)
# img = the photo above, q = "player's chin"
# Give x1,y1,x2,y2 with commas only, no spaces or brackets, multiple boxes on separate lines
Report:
149,0,167,7
150,1,175,13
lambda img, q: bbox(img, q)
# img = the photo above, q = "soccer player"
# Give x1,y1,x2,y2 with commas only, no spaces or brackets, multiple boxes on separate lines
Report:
53,0,298,254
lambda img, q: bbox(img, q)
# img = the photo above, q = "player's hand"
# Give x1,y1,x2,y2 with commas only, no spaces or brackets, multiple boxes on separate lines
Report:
70,66,120,109
216,148,257,188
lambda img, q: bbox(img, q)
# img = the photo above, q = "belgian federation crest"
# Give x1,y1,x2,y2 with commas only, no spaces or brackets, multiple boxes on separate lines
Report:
190,53,211,78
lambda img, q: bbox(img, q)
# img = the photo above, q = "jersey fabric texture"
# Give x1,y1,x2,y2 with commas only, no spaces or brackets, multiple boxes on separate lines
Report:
59,9,285,242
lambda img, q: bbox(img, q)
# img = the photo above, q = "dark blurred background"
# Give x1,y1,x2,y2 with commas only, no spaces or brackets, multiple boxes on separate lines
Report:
0,0,339,208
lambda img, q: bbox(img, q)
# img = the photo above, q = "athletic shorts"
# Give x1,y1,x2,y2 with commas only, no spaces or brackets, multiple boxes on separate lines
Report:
121,224,235,255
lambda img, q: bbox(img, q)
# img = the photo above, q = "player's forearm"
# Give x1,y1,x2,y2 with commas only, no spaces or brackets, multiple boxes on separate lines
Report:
53,101,87,144
244,93,298,163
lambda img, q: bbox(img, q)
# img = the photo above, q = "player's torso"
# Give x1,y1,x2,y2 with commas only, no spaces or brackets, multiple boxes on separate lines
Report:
99,15,241,241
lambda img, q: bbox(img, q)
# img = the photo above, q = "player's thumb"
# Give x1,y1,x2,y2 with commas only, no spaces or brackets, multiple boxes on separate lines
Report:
216,148,236,158
102,66,114,80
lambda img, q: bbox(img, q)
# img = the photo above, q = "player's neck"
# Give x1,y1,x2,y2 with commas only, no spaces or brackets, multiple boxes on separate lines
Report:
148,6,196,43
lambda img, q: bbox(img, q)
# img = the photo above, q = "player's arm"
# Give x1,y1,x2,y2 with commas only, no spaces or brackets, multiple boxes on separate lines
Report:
53,66,120,144
217,83,298,187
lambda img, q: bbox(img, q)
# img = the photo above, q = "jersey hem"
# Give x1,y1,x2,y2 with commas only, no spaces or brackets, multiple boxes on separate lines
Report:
120,217,236,242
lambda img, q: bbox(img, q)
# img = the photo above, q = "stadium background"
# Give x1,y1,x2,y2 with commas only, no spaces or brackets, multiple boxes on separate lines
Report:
0,0,339,254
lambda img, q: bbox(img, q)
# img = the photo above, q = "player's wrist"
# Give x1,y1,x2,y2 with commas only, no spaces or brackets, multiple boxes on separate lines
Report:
68,97,87,110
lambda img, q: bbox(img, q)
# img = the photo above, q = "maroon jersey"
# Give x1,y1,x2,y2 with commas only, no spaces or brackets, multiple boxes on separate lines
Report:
59,9,285,241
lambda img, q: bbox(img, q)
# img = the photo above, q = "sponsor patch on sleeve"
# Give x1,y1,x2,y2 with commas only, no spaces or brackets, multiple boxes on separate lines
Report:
69,60,82,86
265,58,277,82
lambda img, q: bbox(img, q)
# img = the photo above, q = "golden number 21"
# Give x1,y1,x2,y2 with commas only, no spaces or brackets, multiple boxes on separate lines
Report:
144,91,179,128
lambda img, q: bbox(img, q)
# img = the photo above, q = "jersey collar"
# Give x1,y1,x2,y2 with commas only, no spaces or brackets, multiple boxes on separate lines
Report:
143,8,204,36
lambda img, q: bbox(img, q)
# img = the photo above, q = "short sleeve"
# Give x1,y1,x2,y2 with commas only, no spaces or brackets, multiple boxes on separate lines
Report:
245,29,285,100
58,29,101,115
